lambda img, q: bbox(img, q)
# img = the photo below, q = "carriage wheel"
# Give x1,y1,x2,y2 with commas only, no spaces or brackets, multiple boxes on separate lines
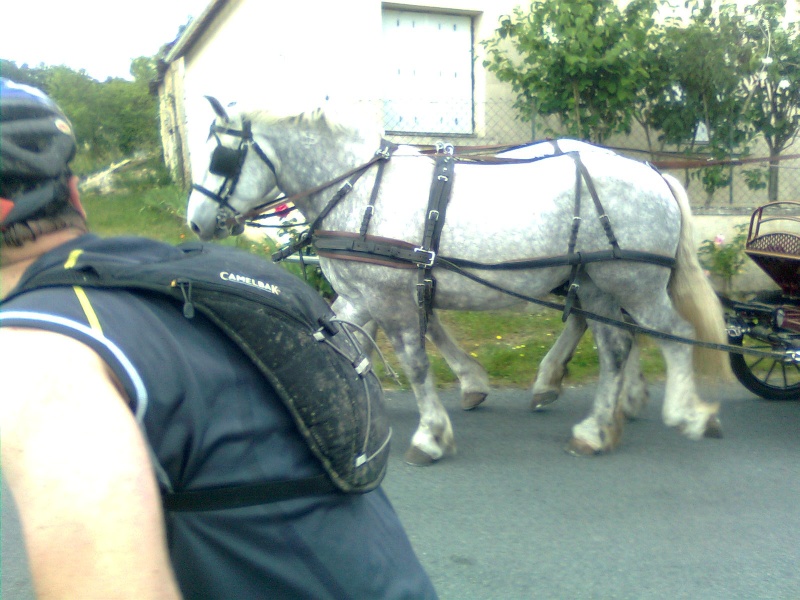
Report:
728,335,800,401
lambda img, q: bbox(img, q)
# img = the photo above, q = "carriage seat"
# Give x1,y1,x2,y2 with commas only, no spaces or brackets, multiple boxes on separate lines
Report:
746,232,800,259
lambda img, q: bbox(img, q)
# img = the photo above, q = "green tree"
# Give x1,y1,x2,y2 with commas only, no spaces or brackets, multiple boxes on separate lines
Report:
98,58,161,156
740,0,800,201
1,60,162,173
0,59,47,88
642,1,760,202
481,0,661,143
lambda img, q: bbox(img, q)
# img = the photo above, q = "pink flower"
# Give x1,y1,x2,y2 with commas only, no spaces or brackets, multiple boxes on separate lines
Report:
714,234,725,247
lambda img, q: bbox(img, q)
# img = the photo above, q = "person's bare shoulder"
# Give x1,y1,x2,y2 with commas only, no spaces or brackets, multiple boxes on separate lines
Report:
0,327,182,599
0,326,126,422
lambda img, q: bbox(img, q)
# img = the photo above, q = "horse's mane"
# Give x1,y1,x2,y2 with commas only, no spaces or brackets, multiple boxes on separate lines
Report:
246,106,380,141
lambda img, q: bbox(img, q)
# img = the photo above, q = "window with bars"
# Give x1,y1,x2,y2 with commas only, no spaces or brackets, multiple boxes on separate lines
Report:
382,9,474,135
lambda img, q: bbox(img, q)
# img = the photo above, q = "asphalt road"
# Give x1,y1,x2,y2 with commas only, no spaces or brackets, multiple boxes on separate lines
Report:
3,383,797,599
381,383,800,600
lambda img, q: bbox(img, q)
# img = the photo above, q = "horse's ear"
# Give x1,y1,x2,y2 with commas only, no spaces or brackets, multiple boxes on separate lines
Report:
205,95,229,121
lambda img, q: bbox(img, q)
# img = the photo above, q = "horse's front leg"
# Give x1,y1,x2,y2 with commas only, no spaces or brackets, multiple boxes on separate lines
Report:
331,297,379,353
383,322,456,466
426,310,490,410
531,313,587,410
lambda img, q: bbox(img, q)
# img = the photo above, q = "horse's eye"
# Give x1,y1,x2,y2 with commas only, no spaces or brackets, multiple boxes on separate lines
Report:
209,146,245,178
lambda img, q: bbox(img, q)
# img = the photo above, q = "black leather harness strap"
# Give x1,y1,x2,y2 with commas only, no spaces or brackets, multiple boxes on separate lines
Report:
310,147,676,272
312,234,675,271
358,154,389,239
314,231,422,268
299,146,681,347
416,148,455,344
271,142,396,262
193,118,279,216
563,157,585,321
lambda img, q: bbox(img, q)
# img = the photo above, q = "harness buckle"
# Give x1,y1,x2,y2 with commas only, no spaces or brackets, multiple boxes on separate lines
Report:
428,209,440,221
434,141,455,156
416,278,435,306
375,146,392,160
413,247,436,268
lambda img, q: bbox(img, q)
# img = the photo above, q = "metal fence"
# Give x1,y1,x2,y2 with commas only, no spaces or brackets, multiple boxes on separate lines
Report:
384,98,800,210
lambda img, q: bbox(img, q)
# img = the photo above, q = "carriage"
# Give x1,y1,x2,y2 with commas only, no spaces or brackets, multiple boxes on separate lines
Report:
722,201,800,401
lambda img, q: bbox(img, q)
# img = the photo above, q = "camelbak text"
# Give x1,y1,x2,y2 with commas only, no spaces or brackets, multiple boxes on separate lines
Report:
219,272,281,295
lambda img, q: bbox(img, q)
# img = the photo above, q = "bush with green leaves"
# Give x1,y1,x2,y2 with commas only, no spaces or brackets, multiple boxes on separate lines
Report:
697,223,748,293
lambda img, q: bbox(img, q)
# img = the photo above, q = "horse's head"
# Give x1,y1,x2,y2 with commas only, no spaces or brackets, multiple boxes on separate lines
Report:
187,96,281,240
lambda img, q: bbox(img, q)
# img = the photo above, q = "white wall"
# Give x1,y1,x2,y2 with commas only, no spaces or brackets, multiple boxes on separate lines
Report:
180,0,383,182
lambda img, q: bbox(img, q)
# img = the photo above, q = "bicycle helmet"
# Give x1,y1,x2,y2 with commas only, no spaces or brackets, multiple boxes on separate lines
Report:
1,78,77,227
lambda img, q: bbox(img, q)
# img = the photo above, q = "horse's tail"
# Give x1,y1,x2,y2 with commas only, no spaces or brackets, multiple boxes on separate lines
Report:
663,173,733,381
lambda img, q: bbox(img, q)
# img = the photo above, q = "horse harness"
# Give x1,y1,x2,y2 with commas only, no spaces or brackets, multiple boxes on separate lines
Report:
207,132,773,360
303,142,676,345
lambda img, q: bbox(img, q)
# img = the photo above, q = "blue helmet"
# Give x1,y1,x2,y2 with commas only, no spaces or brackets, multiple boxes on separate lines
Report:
1,78,77,227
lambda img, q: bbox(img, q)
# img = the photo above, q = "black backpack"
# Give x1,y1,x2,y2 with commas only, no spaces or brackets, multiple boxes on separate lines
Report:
4,240,391,511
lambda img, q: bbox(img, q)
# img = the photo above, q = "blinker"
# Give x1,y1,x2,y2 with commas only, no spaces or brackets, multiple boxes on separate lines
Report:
209,145,246,178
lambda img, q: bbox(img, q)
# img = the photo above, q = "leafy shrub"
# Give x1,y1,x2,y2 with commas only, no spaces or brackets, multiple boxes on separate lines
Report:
697,223,748,292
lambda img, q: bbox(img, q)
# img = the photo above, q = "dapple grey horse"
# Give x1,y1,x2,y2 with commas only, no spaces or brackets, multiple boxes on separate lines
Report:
187,101,729,464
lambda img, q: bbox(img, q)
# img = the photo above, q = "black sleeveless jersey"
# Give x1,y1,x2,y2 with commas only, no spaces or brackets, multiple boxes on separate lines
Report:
1,234,437,600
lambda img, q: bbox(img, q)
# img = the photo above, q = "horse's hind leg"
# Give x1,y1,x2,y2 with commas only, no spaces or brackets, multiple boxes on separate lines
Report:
658,337,722,439
426,311,490,410
567,282,633,455
531,314,649,417
619,337,649,419
568,324,632,455
621,294,721,439
531,314,587,410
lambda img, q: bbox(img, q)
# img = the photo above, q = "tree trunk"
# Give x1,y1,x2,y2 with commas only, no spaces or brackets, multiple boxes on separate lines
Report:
768,150,780,202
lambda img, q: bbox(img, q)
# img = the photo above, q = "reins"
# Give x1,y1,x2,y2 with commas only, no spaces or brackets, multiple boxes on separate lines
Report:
267,142,396,262
434,256,793,361
238,143,395,228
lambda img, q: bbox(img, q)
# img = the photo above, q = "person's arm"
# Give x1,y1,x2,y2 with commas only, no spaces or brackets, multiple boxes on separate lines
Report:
0,328,182,600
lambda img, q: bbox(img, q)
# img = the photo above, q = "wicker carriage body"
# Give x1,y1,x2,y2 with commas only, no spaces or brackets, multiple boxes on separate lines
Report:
745,202,800,298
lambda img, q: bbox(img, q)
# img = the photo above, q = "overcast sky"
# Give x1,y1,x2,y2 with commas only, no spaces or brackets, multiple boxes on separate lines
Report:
0,0,210,81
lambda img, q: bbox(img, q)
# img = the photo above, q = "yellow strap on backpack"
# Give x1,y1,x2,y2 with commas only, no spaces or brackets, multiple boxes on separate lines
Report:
64,249,103,334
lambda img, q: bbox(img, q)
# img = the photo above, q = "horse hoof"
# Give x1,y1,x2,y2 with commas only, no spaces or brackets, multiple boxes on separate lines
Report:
404,446,437,466
704,415,723,439
531,390,559,411
565,437,601,457
462,391,488,410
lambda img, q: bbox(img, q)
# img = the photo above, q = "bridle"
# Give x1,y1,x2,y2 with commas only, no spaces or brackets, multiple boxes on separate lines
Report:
191,117,279,227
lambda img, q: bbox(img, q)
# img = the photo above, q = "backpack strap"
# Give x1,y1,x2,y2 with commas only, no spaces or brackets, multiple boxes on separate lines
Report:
162,474,339,512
